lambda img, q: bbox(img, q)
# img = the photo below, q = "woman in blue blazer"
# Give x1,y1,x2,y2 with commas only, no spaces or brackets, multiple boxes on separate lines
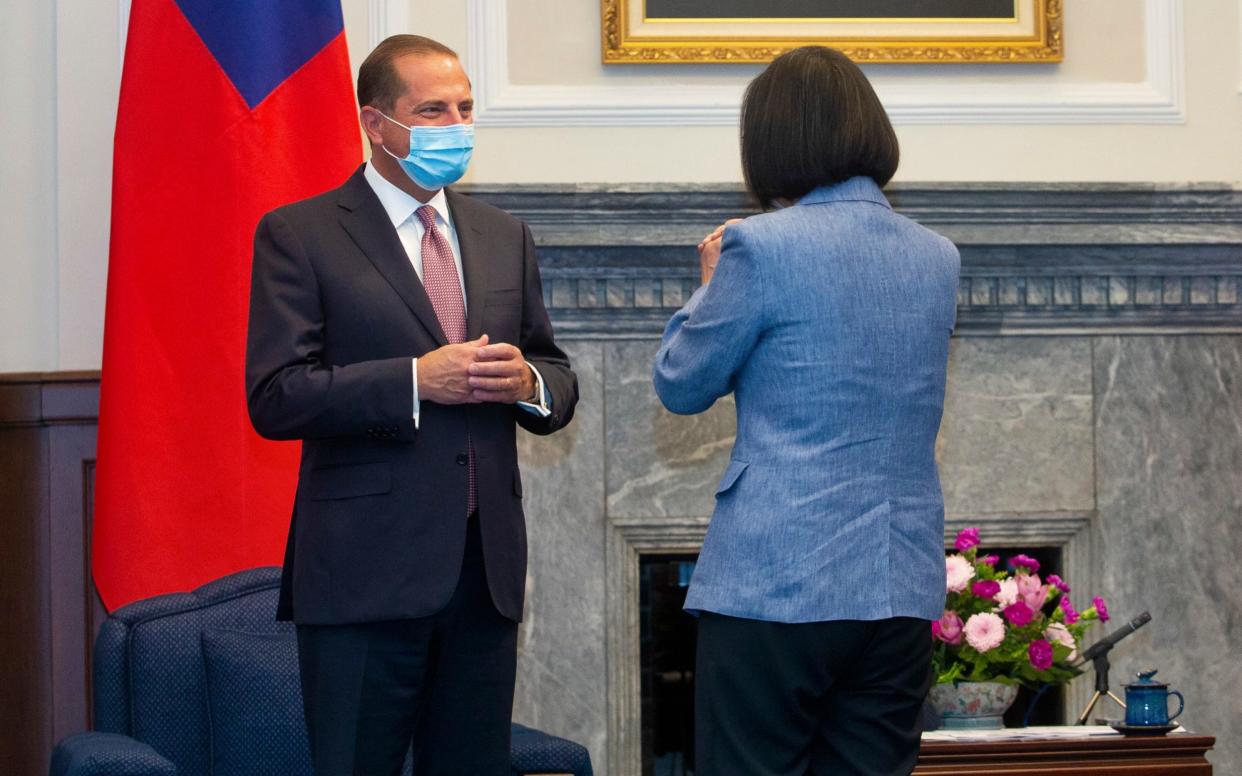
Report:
654,46,960,775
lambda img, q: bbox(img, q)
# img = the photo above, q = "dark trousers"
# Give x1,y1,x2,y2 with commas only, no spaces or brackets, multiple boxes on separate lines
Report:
295,516,518,776
695,612,932,776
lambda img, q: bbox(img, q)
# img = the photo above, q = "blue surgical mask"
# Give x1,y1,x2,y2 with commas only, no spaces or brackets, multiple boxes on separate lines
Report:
378,112,474,190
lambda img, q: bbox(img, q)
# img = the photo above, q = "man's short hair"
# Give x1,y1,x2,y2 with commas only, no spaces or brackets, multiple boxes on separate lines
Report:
740,46,899,210
357,34,459,111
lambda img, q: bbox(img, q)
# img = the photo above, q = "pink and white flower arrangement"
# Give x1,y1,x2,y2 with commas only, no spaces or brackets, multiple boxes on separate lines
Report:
932,527,1108,689
945,554,975,593
963,613,1005,652
995,577,1020,608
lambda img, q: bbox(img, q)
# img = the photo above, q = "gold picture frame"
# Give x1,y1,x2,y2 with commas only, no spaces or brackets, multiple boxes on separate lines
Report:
602,0,1062,64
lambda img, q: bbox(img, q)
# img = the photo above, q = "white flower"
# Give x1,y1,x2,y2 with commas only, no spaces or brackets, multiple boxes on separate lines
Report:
995,577,1019,607
1045,622,1078,662
945,554,975,593
964,612,1006,653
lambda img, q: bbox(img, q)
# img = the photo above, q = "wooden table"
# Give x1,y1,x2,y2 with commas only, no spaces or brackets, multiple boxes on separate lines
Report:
915,732,1215,774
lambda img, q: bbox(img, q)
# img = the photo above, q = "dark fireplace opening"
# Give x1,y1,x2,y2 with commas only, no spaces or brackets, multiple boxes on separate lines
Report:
638,544,1067,774
639,554,698,776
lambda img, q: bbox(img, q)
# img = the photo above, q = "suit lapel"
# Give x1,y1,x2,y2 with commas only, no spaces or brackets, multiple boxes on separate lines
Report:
447,189,490,341
336,168,448,346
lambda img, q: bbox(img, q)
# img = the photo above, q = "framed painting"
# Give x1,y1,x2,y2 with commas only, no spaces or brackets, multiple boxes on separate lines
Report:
602,0,1062,64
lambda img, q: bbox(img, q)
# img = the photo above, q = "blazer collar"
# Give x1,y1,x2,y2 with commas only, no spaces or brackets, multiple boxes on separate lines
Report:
336,165,449,346
796,176,892,210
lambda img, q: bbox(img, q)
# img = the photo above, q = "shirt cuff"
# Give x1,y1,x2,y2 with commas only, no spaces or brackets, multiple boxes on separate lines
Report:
411,357,420,430
516,362,552,417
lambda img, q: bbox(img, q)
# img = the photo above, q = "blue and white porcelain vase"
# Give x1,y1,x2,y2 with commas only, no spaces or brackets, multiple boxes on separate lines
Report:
928,681,1019,730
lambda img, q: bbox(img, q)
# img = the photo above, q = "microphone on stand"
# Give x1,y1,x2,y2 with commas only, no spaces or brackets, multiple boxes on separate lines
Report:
1074,612,1152,667
1074,611,1152,724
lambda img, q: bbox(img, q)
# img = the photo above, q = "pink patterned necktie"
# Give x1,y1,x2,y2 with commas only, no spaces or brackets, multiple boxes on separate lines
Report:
416,205,476,516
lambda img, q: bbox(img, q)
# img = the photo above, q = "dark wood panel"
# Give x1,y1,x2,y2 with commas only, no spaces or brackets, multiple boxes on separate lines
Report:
42,379,101,422
916,734,1216,774
0,379,43,425
0,425,51,775
49,425,102,740
0,372,100,775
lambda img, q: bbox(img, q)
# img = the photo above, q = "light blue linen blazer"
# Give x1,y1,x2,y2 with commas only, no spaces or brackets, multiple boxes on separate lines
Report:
653,176,960,624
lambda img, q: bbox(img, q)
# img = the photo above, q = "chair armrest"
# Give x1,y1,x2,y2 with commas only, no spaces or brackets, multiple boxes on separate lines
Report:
50,732,177,776
510,723,593,776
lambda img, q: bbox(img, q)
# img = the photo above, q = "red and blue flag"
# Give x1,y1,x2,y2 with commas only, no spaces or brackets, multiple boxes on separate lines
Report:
95,0,361,610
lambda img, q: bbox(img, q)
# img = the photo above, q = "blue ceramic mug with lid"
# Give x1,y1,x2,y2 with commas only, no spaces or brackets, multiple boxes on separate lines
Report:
1124,669,1184,726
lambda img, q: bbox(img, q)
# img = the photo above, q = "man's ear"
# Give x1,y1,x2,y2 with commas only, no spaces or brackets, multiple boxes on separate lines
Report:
359,106,385,146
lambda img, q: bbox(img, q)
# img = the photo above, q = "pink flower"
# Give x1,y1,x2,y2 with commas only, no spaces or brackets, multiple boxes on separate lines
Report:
995,578,1019,607
1028,639,1054,671
1060,596,1080,625
1017,574,1049,610
1047,574,1071,593
1093,596,1110,623
1002,601,1034,627
972,580,1000,600
1010,554,1041,573
963,612,1006,653
934,611,964,645
1045,622,1078,662
981,554,1000,566
955,527,981,552
945,555,975,593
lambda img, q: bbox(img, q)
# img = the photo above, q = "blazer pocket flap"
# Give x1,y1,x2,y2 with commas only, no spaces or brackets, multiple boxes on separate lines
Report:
715,459,749,495
309,463,392,501
486,288,522,306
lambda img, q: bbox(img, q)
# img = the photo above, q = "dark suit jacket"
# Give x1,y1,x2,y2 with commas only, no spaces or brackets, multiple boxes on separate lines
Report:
245,166,577,625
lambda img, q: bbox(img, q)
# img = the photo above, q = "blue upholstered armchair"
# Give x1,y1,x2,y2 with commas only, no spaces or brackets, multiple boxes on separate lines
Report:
49,567,592,776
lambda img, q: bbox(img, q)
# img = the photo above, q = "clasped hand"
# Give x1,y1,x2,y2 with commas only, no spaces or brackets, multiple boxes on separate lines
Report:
417,334,537,405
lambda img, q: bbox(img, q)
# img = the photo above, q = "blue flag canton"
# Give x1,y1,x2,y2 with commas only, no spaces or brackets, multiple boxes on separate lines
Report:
174,0,345,109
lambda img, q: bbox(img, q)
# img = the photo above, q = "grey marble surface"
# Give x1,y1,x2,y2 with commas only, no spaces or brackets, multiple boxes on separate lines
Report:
604,340,736,520
1093,336,1242,775
498,183,1242,774
507,325,1240,776
513,341,608,771
938,338,1096,515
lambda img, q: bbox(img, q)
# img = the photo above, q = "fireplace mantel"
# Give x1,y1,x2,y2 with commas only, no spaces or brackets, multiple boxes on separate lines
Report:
459,183,1242,338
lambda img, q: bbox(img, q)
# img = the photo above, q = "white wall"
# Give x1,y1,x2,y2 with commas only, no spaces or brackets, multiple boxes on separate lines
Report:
1,1,57,371
1,0,1240,372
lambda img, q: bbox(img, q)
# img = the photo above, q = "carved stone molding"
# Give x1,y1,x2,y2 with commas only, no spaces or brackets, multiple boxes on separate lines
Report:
456,183,1242,338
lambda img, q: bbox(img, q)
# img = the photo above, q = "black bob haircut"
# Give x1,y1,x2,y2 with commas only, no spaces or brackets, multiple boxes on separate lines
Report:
741,46,899,210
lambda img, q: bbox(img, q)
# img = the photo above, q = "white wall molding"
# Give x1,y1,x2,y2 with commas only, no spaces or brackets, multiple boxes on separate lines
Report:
367,0,407,51
469,0,1185,126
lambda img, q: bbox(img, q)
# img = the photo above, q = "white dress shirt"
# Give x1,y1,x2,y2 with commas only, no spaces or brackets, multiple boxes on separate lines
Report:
362,162,551,427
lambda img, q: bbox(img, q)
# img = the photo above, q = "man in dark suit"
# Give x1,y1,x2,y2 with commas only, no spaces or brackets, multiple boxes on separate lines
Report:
245,34,577,775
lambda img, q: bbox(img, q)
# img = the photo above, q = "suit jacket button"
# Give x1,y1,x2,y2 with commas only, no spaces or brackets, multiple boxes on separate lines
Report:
455,453,468,466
